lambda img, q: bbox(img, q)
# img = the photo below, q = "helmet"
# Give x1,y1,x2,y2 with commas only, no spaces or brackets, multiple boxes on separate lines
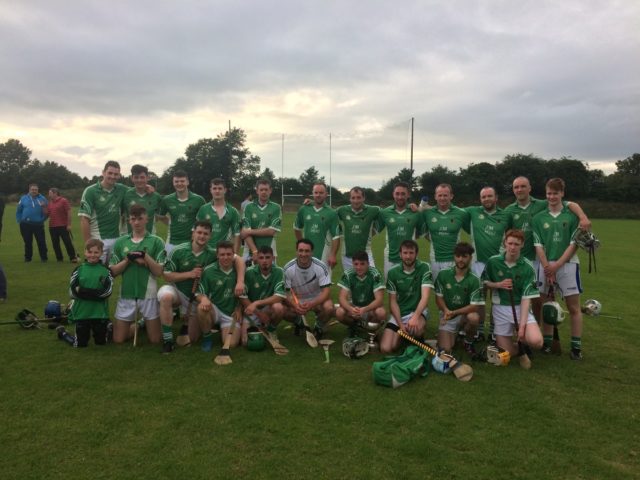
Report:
342,336,369,359
582,299,602,316
45,300,62,320
246,329,266,352
573,229,600,251
16,309,39,329
486,346,510,366
431,352,453,374
542,301,565,325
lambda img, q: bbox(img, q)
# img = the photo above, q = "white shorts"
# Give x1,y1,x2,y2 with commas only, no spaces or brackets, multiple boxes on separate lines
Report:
492,304,536,337
431,261,454,282
439,313,467,333
157,285,190,314
472,262,486,278
100,238,117,264
536,262,582,297
213,305,235,329
341,252,375,271
115,298,159,322
387,310,429,327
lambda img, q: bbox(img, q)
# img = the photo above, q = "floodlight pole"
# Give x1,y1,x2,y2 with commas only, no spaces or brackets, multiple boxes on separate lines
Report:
329,132,332,207
410,117,414,172
281,133,285,206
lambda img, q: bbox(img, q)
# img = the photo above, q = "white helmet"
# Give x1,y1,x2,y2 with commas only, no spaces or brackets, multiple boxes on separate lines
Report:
542,301,565,325
583,299,602,316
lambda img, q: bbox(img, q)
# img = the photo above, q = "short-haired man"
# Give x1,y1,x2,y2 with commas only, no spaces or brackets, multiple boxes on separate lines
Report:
482,229,543,357
422,183,469,281
239,245,286,345
434,242,484,356
241,179,282,264
47,188,79,263
294,182,340,270
380,239,433,354
79,161,128,263
16,183,48,262
376,182,424,277
336,187,380,271
533,178,584,360
124,164,162,234
282,238,335,340
336,250,386,335
196,178,241,254
157,170,206,256
109,205,166,344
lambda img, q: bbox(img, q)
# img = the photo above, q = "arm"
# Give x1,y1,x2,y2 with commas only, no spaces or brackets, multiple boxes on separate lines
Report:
543,244,578,278
518,297,531,340
109,257,129,276
338,287,356,316
483,278,513,291
407,286,430,330
567,202,591,231
327,237,340,268
304,286,331,310
242,233,259,262
163,265,202,284
80,216,91,242
244,294,283,316
361,288,384,314
143,254,164,277
233,254,245,296
389,292,402,326
66,201,72,229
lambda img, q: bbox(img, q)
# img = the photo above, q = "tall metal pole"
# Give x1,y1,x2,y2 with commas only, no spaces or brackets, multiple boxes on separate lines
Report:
329,133,332,207
410,117,414,172
281,134,285,206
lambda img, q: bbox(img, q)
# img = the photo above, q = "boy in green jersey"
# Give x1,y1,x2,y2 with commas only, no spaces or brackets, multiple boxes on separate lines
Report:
336,250,386,334
196,178,241,254
157,170,206,256
123,165,162,234
336,187,380,271
380,240,433,354
533,178,584,360
241,179,282,263
434,242,483,356
110,205,166,345
58,239,114,347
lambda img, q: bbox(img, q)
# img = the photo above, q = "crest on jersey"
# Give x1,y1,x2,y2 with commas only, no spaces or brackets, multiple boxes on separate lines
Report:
431,217,437,223
346,215,351,221
254,282,260,288
446,283,452,289
306,215,311,220
479,214,485,220
514,214,520,220
252,213,257,219
216,280,223,286
543,222,550,229
498,270,504,277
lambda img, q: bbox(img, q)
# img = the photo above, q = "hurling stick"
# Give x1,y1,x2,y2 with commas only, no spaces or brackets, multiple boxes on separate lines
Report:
214,306,239,366
548,284,562,355
508,290,532,369
290,289,318,348
395,328,473,382
259,327,289,355
177,272,201,347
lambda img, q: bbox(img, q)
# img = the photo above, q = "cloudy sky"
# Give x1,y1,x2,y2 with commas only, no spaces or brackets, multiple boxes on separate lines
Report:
1,0,638,190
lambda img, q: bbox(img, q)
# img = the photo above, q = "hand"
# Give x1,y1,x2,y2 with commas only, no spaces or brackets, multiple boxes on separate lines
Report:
191,267,203,279
327,254,337,268
578,217,592,231
518,325,526,342
351,306,362,319
66,225,72,231
543,262,558,277
443,308,454,322
240,229,252,240
234,281,245,296
245,303,257,316
407,314,421,334
499,278,513,290
198,296,212,312
127,251,145,262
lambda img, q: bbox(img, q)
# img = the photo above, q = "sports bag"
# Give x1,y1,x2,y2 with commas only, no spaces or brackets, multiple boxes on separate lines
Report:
372,345,430,388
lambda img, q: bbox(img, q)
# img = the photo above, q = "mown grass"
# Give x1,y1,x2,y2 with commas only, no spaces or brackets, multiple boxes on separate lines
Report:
0,208,638,479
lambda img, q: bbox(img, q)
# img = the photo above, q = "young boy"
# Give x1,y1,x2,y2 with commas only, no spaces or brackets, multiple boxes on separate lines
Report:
57,239,114,347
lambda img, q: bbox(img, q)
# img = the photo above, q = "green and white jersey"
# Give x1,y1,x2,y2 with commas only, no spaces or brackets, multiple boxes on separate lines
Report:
163,242,218,298
241,264,286,302
434,266,484,310
68,262,113,321
532,207,579,263
336,204,380,258
198,262,238,316
293,204,340,260
465,206,508,263
337,266,385,307
159,191,206,245
242,200,282,250
123,189,163,234
110,233,166,300
482,253,539,306
504,197,550,261
78,182,128,240
422,206,469,262
386,260,433,316
196,202,241,250
376,206,424,264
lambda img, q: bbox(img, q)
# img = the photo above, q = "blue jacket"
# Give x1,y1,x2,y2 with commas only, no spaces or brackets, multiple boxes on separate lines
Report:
16,194,48,224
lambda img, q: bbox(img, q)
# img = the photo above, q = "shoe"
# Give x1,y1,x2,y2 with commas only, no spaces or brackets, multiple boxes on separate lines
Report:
294,317,303,336
57,259,64,263
463,341,477,357
570,349,583,361
71,256,80,263
106,321,113,343
178,324,188,336
162,341,175,354
0,298,5,303
542,345,552,354
313,325,324,341
56,325,66,340
201,337,213,352
475,332,485,342
137,318,145,330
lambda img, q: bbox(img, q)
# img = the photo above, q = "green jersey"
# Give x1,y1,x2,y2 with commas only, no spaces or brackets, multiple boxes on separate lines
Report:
504,197,549,261
465,206,508,263
532,207,579,263
241,264,286,302
159,191,206,245
434,266,484,310
68,261,113,321
336,204,380,258
294,204,340,260
386,260,433,316
337,266,385,307
163,242,218,298
376,206,424,264
482,253,539,306
78,182,128,240
110,233,166,299
198,262,238,315
196,202,241,250
422,206,469,262
242,200,282,251
123,188,163,234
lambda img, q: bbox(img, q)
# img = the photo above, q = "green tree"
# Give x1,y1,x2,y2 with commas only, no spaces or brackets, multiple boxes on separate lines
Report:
299,166,325,193
19,160,86,192
606,153,640,202
0,139,33,194
496,154,547,196
546,157,590,197
379,168,418,201
458,162,499,198
418,165,458,198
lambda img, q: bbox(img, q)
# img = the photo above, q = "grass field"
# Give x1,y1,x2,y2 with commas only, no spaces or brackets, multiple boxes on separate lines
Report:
1,207,638,480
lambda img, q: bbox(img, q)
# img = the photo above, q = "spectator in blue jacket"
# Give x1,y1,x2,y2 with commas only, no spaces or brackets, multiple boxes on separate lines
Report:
16,183,49,262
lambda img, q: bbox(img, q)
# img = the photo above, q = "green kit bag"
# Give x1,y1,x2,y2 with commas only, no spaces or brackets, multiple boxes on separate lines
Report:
372,345,430,388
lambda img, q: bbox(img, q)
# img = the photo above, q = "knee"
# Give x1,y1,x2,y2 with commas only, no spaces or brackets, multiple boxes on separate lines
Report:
335,307,346,321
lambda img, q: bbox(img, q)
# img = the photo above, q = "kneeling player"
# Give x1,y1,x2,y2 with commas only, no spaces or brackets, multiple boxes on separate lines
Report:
380,240,433,354
482,229,543,357
434,242,484,357
336,250,385,336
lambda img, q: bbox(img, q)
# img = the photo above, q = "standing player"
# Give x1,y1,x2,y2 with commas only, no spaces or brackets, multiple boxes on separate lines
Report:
434,242,484,356
294,182,340,269
533,178,584,359
336,187,380,270
157,170,206,256
109,205,165,344
376,182,424,277
335,251,386,336
482,229,543,357
196,178,241,254
282,239,335,340
241,179,282,264
124,164,162,234
380,240,433,354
